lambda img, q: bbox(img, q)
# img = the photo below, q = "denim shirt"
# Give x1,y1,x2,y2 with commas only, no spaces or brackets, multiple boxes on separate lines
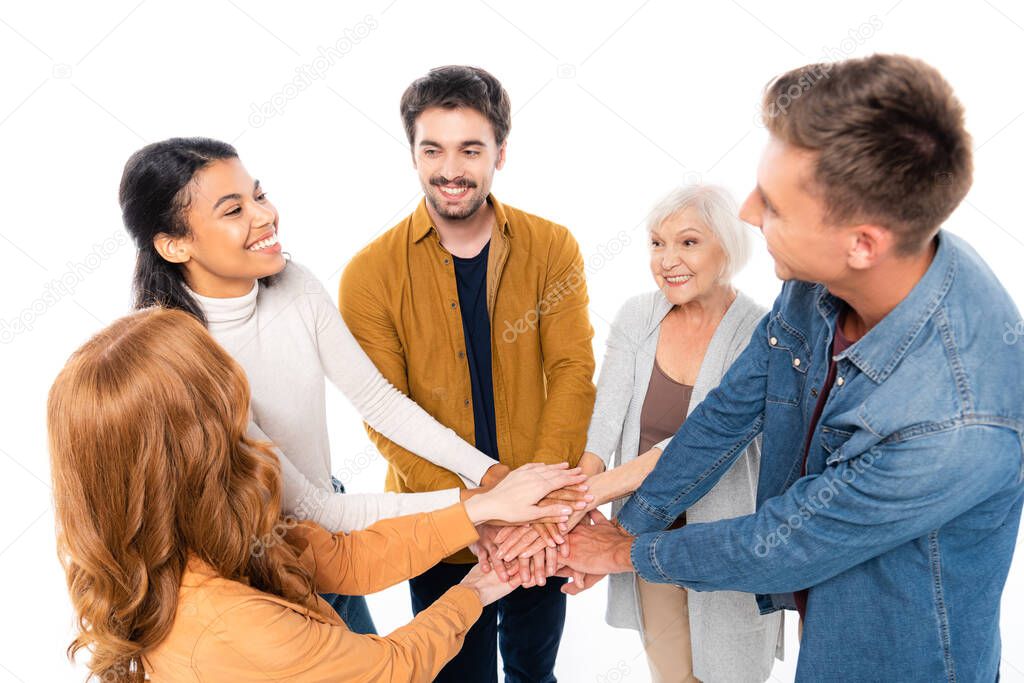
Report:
618,231,1024,681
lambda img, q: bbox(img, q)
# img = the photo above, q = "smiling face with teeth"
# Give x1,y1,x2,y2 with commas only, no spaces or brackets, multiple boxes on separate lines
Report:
153,157,285,298
649,208,730,307
412,106,506,224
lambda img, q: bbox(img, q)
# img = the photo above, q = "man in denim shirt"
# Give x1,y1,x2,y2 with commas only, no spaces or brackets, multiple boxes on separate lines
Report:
562,55,1024,680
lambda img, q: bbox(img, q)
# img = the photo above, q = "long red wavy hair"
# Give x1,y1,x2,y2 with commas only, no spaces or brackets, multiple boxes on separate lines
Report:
47,307,321,681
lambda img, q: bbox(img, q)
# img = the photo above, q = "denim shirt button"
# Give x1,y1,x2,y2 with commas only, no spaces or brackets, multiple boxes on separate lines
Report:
769,336,778,346
793,357,801,367
836,376,845,386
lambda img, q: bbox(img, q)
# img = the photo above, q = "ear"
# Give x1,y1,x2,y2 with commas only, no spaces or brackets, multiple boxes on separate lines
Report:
495,140,507,171
153,233,191,265
846,224,893,270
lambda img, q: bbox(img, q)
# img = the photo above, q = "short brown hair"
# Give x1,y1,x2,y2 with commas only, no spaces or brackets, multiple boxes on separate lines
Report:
400,65,511,147
761,54,972,253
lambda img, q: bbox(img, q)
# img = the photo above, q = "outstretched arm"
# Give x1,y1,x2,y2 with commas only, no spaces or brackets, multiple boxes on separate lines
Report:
563,425,1023,597
247,419,465,532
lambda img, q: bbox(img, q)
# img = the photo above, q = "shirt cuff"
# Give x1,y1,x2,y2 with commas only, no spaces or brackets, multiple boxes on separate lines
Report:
462,457,495,488
629,531,673,584
438,584,484,627
616,492,670,536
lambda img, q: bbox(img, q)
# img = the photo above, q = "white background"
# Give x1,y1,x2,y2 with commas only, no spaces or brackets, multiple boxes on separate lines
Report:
1,1,1023,681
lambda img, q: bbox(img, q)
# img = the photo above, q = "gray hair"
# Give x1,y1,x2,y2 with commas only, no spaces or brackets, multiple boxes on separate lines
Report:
646,184,752,283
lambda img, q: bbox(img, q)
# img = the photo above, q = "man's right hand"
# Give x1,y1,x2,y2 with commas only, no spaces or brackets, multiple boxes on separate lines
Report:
556,510,634,594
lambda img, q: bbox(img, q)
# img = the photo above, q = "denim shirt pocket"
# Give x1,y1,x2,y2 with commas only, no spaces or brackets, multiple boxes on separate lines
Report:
821,426,856,465
765,313,810,406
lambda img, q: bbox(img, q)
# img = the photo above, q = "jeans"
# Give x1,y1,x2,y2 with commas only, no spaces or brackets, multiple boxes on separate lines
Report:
409,560,567,683
318,477,378,635
319,591,377,635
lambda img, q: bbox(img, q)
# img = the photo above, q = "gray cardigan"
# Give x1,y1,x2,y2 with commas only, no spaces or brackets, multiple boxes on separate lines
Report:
585,289,783,683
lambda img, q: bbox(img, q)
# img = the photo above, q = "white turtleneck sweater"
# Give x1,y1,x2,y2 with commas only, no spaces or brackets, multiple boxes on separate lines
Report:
187,261,496,532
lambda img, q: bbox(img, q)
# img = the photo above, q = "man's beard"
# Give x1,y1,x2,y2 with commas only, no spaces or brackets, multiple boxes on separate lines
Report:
425,176,488,220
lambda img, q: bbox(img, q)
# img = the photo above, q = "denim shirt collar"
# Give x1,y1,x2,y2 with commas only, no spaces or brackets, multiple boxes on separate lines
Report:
814,230,958,384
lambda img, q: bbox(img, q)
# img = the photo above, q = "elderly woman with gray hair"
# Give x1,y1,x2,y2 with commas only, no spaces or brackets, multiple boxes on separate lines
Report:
576,185,782,682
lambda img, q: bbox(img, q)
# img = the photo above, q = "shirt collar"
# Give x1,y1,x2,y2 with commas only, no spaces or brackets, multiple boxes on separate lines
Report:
185,280,259,327
411,193,512,243
824,230,958,383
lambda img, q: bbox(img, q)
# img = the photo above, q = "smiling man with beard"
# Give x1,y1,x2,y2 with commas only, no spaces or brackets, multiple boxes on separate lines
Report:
339,65,600,683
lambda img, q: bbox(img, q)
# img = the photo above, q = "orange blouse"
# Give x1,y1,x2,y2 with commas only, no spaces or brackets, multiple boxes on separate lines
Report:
142,504,482,681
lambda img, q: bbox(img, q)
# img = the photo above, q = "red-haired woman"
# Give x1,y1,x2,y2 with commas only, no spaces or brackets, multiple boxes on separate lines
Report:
47,307,585,681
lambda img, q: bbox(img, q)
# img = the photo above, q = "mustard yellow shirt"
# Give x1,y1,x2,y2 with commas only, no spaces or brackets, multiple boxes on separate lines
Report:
143,504,481,681
340,195,596,562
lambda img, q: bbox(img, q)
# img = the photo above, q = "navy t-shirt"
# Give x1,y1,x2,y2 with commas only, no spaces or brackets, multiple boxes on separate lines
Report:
452,241,500,461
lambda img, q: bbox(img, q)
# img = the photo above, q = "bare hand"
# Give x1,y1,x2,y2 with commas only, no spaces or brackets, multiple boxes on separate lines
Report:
555,566,607,595
460,562,523,606
469,523,511,582
494,520,567,560
503,545,559,587
464,463,587,526
541,484,594,509
480,463,511,488
561,510,635,577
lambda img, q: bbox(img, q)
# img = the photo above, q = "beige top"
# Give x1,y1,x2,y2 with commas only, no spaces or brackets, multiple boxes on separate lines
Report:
142,504,482,682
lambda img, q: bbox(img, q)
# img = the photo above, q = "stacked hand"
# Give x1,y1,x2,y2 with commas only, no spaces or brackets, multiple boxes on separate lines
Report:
460,512,630,604
462,462,589,526
472,507,636,595
470,476,593,586
490,487,595,561
465,455,637,596
459,559,525,606
555,509,635,594
477,453,604,583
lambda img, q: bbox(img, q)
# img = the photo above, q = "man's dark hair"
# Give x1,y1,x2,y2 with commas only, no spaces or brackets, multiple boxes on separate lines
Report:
400,65,511,147
761,54,973,253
